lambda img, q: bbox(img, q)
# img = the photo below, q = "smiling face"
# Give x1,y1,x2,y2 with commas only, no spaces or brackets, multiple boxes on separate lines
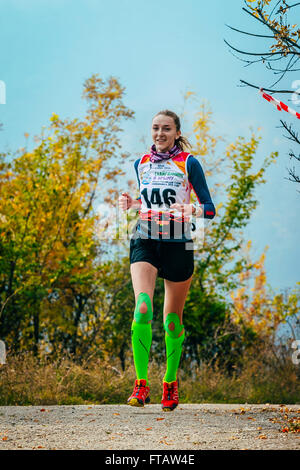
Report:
151,114,181,153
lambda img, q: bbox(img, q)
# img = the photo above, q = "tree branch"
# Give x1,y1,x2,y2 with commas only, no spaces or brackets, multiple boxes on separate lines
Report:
286,166,300,183
251,6,300,52
289,150,300,162
268,53,296,87
269,0,282,19
279,120,300,143
276,2,300,14
224,39,283,56
239,79,297,94
225,24,274,38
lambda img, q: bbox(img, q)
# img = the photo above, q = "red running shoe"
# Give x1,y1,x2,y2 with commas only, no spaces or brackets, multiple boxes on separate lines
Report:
127,379,150,407
161,380,179,412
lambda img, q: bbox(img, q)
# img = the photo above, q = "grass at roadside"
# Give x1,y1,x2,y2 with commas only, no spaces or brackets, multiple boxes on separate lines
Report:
0,351,299,406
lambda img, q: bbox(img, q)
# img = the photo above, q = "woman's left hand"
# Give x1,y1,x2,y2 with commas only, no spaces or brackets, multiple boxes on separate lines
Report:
169,203,193,219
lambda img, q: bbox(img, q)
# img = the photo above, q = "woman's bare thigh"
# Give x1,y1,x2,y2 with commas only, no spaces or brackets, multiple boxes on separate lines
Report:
163,275,193,324
130,261,158,310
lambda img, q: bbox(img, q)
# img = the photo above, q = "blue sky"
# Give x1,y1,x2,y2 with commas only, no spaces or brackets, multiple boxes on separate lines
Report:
0,0,299,294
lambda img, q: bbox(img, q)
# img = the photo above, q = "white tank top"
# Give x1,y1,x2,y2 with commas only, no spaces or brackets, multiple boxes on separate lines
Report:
137,152,192,215
135,152,193,240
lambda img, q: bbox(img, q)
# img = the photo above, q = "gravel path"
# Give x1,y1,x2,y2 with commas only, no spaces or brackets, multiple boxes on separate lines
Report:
0,404,299,450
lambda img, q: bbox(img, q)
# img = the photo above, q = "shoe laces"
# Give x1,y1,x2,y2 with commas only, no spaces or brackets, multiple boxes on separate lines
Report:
164,382,177,401
134,380,147,397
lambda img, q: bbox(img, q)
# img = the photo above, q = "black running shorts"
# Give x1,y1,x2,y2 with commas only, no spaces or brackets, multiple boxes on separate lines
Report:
129,237,194,282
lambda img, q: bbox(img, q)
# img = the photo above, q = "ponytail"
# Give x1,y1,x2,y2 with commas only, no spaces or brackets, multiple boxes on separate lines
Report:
175,135,192,152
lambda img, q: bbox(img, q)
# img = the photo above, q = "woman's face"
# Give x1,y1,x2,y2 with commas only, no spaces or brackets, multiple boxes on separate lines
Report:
151,114,181,153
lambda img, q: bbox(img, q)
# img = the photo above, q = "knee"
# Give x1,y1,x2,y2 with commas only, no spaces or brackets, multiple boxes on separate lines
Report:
139,301,148,314
164,313,184,338
134,292,153,324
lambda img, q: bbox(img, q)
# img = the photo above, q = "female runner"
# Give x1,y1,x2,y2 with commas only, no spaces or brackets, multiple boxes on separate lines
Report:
118,110,215,411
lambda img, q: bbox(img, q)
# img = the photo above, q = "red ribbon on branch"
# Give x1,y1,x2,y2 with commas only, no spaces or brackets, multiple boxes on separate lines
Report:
259,88,300,120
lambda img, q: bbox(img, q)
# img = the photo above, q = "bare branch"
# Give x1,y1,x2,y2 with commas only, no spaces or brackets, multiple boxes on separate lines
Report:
270,0,283,19
286,166,300,183
266,62,300,73
276,2,300,14
224,39,284,56
239,80,297,94
227,48,268,67
280,119,300,145
289,150,300,162
225,24,274,38
268,53,296,87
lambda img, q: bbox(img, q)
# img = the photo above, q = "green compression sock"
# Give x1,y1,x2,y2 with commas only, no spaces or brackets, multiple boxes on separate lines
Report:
163,313,185,383
131,292,153,385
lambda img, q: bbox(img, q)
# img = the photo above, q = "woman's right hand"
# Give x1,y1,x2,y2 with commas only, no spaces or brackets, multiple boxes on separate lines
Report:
119,192,133,211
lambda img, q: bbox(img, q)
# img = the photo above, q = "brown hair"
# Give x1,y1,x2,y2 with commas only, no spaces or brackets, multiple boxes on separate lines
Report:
154,109,192,151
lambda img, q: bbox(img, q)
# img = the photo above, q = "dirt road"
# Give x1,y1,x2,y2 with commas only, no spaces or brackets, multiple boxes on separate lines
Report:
0,403,299,450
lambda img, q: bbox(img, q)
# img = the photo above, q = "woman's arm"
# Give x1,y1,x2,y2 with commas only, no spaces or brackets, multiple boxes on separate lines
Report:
119,193,142,210
187,156,216,219
118,158,142,211
132,158,142,210
131,198,142,210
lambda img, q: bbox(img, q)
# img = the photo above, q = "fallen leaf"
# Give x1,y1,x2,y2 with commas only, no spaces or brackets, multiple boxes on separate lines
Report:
258,435,267,439
159,440,171,445
2,437,8,441
40,409,46,412
113,413,120,416
146,427,152,431
156,418,165,421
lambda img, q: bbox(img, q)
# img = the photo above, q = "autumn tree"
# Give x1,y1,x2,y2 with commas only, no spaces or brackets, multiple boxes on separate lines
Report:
0,75,134,355
230,245,299,343
230,243,300,374
225,0,300,185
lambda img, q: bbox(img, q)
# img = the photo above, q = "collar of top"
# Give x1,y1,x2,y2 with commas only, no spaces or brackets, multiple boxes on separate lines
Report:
150,144,182,163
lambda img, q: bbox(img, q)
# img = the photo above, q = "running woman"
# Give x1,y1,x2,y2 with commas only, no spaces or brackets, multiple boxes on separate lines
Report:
118,110,215,411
